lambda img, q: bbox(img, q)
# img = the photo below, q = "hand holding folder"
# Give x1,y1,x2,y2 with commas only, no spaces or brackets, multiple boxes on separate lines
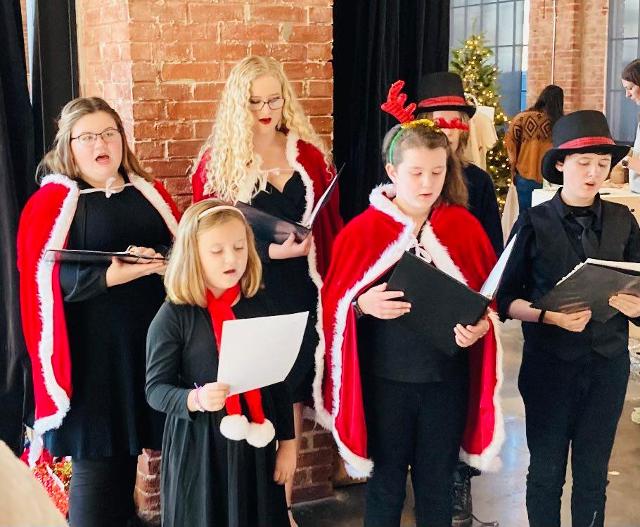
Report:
386,235,517,355
532,258,640,322
237,164,344,244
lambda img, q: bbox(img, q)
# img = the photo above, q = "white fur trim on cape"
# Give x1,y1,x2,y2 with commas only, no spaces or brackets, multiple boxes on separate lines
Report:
459,310,505,472
33,175,79,436
129,175,178,236
285,133,329,427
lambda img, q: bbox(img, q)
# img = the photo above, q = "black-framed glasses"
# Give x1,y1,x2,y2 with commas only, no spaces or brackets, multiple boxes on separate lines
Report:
71,127,121,146
248,97,285,111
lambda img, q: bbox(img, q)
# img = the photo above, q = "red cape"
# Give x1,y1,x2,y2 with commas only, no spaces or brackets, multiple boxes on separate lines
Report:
317,184,504,477
192,134,344,404
17,174,180,443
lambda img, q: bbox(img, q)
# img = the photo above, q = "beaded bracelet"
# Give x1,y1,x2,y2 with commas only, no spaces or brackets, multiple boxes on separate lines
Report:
193,383,206,412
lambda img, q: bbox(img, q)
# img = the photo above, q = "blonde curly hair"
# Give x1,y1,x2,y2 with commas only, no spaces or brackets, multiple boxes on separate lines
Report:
196,56,328,203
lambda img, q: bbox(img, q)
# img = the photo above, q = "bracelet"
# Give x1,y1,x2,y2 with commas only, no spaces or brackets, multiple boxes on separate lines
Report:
538,309,547,324
352,299,365,318
193,383,205,412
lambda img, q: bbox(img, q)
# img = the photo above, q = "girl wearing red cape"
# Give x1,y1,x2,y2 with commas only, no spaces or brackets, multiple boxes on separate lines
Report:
317,82,504,526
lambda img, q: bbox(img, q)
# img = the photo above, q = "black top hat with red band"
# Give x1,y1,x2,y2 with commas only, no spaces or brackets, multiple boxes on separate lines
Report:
416,72,476,117
541,110,629,184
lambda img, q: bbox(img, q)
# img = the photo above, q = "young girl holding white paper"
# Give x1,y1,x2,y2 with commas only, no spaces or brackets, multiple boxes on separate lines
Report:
146,199,295,527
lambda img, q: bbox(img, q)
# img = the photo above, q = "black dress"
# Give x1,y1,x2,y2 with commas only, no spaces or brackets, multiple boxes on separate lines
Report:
44,180,170,459
464,163,503,256
145,295,294,527
251,172,319,402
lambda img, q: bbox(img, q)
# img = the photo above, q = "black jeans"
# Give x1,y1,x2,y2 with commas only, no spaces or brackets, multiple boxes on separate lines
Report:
362,372,468,527
69,456,139,527
519,350,629,527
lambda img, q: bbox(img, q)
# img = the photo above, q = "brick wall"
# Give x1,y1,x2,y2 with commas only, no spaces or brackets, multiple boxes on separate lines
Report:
527,0,609,112
75,1,335,522
76,0,333,211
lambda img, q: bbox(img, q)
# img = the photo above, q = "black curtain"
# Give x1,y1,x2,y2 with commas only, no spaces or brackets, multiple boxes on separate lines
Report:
0,0,35,454
333,0,451,220
32,0,79,162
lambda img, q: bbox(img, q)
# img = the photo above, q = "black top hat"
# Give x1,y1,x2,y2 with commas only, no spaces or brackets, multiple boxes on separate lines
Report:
541,110,629,184
416,72,476,117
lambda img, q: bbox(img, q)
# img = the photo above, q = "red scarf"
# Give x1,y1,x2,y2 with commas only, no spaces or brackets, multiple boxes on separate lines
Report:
206,285,267,427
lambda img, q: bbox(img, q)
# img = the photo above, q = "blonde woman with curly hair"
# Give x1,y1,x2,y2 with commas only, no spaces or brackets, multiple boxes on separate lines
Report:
192,56,342,526
17,97,180,526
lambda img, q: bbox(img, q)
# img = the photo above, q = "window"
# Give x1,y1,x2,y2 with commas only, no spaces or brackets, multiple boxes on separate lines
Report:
607,0,640,142
450,0,528,118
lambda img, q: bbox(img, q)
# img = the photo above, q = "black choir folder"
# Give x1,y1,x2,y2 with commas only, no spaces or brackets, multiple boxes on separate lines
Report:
46,249,166,264
387,235,516,356
236,164,344,244
531,258,640,323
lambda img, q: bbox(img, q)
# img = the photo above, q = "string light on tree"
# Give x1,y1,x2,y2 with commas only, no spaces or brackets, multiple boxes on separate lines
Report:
451,33,511,209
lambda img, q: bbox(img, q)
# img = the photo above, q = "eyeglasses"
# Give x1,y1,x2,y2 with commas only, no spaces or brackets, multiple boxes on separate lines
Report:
71,128,121,146
248,97,284,111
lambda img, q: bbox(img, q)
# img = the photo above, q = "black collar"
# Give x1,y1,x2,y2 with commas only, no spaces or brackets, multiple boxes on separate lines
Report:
551,189,602,228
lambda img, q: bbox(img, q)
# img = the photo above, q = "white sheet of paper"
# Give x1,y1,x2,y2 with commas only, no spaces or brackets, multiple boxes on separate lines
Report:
217,311,309,396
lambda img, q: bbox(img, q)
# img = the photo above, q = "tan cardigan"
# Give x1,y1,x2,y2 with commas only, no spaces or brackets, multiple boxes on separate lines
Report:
505,110,553,183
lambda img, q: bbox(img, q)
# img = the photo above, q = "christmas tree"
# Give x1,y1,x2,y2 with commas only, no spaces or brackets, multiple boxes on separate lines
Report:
450,34,511,207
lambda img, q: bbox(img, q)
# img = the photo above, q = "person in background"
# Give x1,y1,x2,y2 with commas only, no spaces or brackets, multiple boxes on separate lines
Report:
620,59,640,192
16,97,180,527
505,84,564,211
417,71,503,256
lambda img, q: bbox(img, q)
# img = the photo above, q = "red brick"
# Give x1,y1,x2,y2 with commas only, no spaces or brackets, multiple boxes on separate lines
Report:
134,140,165,160
188,4,244,23
143,159,193,178
162,176,193,194
132,83,162,100
300,98,332,116
133,101,164,120
161,23,207,42
310,430,335,448
155,42,192,62
287,25,332,44
193,83,224,100
168,139,203,158
161,63,220,82
310,464,334,482
310,116,333,134
131,62,158,82
166,101,216,120
302,417,318,432
283,61,332,80
308,6,332,23
162,83,193,101
298,448,334,468
174,194,192,212
250,6,306,23
192,42,248,62
194,121,215,139
130,42,153,61
307,42,332,61
221,22,279,42
308,80,332,97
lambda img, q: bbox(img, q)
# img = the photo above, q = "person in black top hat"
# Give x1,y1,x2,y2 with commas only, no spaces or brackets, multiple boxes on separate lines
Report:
417,71,502,527
417,72,503,257
497,110,640,527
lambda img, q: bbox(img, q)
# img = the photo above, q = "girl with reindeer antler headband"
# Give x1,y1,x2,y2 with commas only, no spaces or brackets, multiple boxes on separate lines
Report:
317,81,504,527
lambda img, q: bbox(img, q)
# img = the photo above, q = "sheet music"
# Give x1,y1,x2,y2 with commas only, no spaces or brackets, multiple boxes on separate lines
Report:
480,233,518,299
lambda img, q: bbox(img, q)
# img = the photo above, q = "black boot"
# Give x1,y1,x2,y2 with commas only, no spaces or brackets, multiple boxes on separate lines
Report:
451,463,477,527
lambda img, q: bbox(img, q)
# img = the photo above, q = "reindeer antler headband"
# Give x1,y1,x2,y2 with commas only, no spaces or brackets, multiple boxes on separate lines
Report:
380,80,470,164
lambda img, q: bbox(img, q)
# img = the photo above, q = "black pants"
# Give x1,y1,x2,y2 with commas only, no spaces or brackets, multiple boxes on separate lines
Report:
69,456,139,527
519,350,629,527
362,372,468,527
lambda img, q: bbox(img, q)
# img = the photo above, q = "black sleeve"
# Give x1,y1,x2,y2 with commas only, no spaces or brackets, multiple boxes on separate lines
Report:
254,237,272,263
59,263,108,302
479,175,504,256
268,382,295,441
496,213,536,321
623,213,640,326
146,303,196,420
